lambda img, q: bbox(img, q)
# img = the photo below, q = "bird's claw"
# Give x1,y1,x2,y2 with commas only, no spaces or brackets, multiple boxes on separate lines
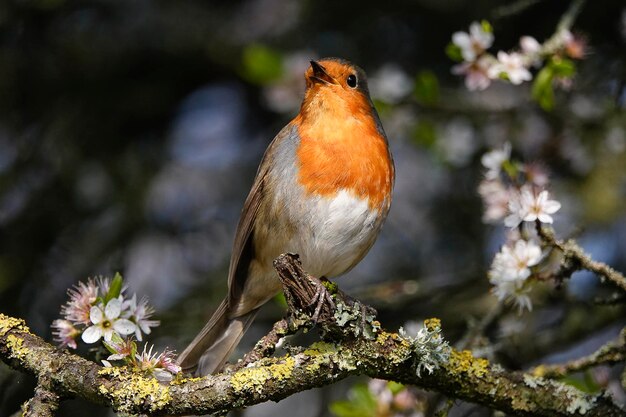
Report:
307,278,336,323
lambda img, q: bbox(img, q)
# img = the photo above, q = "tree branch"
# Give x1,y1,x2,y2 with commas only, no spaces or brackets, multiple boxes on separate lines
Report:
1,255,625,416
537,224,626,293
22,378,60,417
531,328,626,379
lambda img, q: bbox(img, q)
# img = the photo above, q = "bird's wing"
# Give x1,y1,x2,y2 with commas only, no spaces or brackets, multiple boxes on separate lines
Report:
227,123,294,304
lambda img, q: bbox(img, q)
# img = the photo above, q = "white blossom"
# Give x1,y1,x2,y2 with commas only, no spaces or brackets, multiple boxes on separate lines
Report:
488,51,532,85
135,344,181,382
492,279,533,312
488,239,542,312
452,22,494,62
82,298,136,344
481,142,511,179
489,239,542,283
51,319,79,349
478,179,511,223
520,36,541,54
452,56,493,91
123,294,160,341
505,186,561,227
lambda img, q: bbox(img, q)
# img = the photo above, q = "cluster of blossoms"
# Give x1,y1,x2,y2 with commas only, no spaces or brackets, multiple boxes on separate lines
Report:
102,336,181,382
478,144,562,312
52,274,180,381
449,20,585,92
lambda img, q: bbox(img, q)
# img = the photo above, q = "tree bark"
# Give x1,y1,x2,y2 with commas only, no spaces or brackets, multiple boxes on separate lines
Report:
0,254,624,416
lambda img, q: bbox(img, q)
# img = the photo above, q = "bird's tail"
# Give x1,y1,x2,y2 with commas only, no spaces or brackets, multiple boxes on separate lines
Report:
178,299,259,376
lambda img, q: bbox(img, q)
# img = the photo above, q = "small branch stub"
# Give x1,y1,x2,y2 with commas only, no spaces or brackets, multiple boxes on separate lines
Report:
273,253,378,338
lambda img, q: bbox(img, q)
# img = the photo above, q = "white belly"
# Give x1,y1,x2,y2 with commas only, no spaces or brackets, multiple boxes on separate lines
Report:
290,189,380,278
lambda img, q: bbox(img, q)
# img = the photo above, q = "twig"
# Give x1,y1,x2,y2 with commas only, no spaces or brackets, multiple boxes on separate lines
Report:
491,0,542,19
234,318,294,371
557,0,586,32
22,377,60,417
537,224,626,294
531,328,626,378
594,293,626,305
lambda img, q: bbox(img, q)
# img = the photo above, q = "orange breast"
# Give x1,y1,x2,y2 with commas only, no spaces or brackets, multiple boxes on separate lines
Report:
294,96,394,210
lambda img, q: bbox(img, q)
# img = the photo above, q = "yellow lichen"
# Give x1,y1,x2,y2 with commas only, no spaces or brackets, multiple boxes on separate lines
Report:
377,330,411,351
97,366,171,413
0,314,30,337
6,334,28,360
303,341,338,357
424,318,441,332
269,356,295,379
531,364,546,378
448,349,490,377
170,375,204,385
230,356,296,394
376,331,412,365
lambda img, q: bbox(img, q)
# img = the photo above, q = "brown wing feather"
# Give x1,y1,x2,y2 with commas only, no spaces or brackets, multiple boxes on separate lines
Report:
227,123,293,306
177,124,295,373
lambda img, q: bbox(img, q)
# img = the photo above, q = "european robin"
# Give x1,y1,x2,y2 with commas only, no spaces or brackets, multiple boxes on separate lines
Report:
178,58,395,376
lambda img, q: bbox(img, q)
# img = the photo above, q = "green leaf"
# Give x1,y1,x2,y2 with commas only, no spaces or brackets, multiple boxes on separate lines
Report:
414,70,440,106
130,340,138,360
103,333,123,354
559,372,601,394
445,42,463,62
531,66,555,111
502,160,519,179
273,292,287,308
480,20,493,33
104,272,123,303
387,381,405,394
550,57,576,78
241,44,283,85
330,384,377,417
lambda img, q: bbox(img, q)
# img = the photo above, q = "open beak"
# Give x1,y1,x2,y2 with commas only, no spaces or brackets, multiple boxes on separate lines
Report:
309,60,336,85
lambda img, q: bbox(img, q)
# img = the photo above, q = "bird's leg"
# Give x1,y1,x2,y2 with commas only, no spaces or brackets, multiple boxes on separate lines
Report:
307,276,336,323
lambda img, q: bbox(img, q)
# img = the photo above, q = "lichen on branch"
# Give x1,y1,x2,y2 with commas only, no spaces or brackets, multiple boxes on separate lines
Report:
1,254,625,416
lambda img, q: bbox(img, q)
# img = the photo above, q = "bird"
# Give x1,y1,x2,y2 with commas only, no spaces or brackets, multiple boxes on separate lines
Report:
177,57,395,376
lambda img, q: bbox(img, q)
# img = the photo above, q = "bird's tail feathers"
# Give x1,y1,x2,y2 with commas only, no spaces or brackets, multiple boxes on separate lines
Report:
177,299,259,376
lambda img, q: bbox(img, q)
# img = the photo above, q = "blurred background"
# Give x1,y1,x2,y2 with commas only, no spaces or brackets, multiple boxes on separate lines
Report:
0,0,625,416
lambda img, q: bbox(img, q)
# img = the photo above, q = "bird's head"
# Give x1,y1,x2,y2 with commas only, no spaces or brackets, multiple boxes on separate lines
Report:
300,58,376,122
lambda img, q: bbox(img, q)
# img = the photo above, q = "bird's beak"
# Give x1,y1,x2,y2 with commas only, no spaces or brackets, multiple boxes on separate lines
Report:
309,60,336,85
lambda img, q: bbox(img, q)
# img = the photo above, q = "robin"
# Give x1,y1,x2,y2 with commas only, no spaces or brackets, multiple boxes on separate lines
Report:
178,58,395,376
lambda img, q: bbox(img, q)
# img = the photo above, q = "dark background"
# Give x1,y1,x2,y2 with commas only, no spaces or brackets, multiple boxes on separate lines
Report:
0,0,625,416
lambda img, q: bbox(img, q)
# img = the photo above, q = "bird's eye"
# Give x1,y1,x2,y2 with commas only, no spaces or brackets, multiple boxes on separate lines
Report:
346,74,358,88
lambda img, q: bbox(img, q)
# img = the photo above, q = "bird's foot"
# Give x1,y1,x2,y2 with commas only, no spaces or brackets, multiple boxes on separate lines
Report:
307,276,336,323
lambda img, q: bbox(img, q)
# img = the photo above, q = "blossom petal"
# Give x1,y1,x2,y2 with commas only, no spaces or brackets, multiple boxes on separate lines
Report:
452,32,471,49
543,200,561,214
520,36,541,54
504,213,522,228
89,306,103,325
102,328,115,342
81,325,102,344
105,298,122,320
114,319,137,336
107,353,128,361
537,213,554,224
